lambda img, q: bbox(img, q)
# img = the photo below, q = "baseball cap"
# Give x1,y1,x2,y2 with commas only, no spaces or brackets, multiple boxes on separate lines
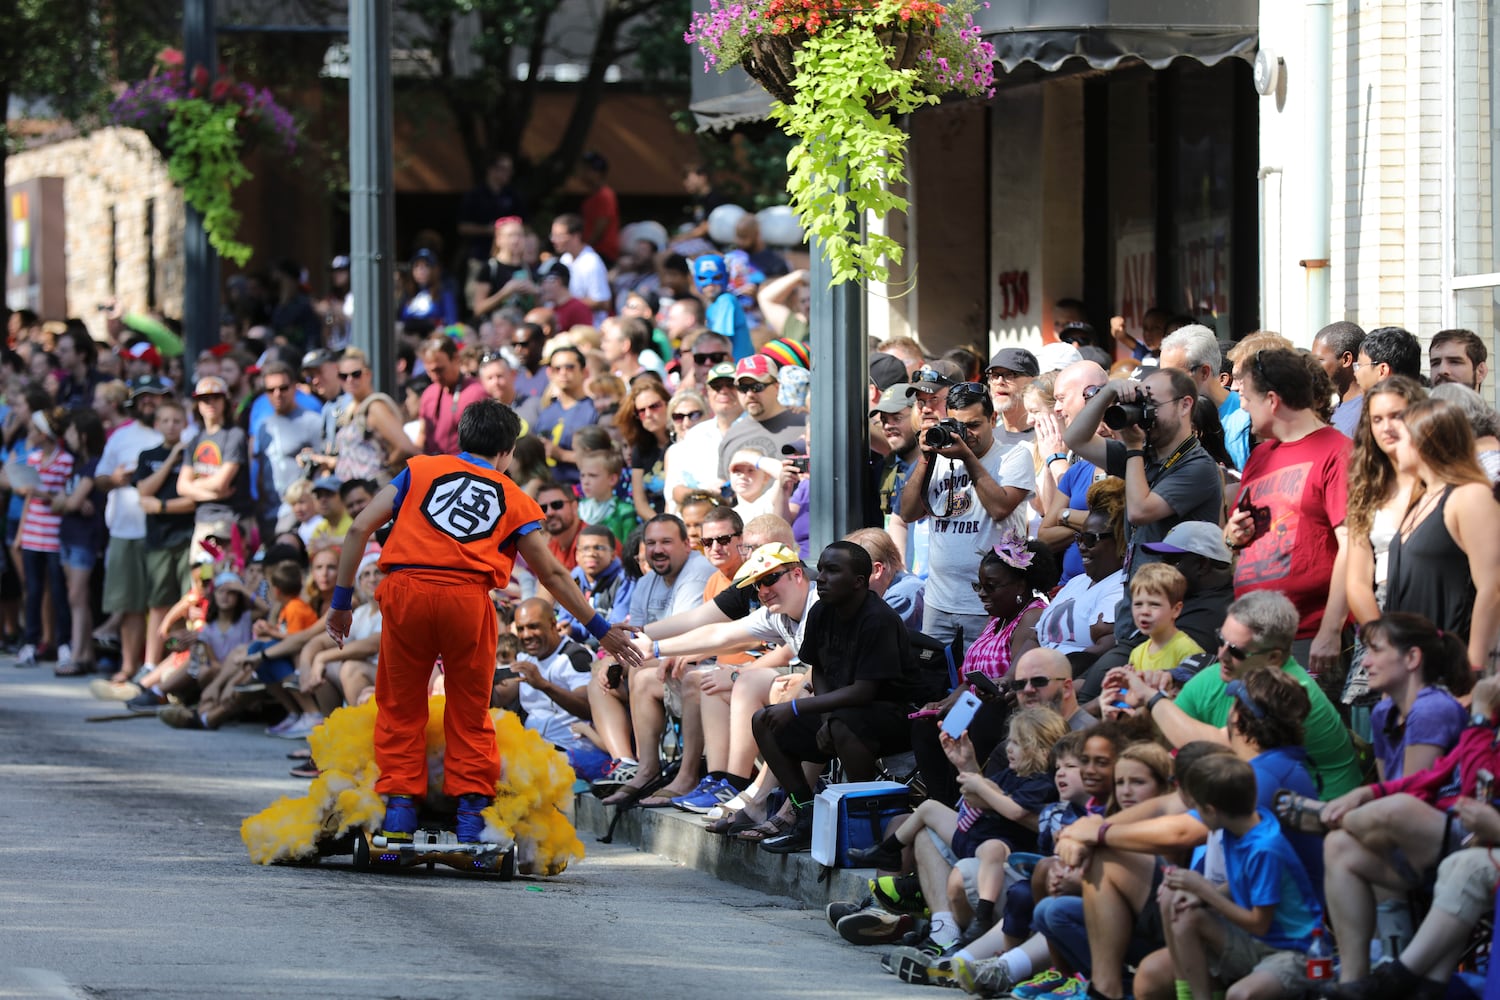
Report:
330,255,351,270
1037,341,1083,373
1141,522,1233,565
693,254,728,289
909,365,957,394
870,383,917,415
212,572,251,597
127,374,172,397
1057,321,1096,347
301,349,336,370
706,362,737,385
735,355,780,382
869,353,908,391
538,259,571,286
193,376,229,398
733,543,802,589
410,248,438,267
581,151,609,173
312,475,343,494
987,347,1040,378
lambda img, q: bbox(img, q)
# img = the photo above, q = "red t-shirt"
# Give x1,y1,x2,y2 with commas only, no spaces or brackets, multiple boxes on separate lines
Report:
419,375,489,456
552,297,595,330
581,185,620,262
1232,425,1351,638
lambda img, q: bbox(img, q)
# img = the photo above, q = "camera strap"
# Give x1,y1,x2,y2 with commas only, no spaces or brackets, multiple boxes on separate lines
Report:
920,453,950,519
1145,435,1199,491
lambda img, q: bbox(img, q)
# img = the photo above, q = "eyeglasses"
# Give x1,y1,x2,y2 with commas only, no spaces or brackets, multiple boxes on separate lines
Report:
971,578,1015,594
672,410,704,423
539,498,574,512
1009,675,1067,690
635,400,666,417
693,351,729,367
701,532,741,549
986,368,1025,383
947,381,991,410
1250,351,1274,393
1075,530,1113,547
338,369,365,381
1217,631,1275,662
265,384,293,394
755,567,792,589
1350,360,1368,373
550,362,580,372
737,543,757,556
737,381,772,394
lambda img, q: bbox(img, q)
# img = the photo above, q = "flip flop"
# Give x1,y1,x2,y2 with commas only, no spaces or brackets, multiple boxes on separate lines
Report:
601,784,652,808
639,795,676,808
734,812,796,842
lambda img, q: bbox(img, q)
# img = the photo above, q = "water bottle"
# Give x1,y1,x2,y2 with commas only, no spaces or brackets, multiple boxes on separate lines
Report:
1305,927,1333,981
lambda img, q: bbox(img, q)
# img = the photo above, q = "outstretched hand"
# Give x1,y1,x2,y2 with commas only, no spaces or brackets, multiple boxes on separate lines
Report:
600,624,644,670
325,608,353,648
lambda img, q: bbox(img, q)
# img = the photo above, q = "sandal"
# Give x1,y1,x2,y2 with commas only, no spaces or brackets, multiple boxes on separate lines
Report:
705,810,740,835
287,748,313,761
601,783,653,808
1273,789,1330,834
289,760,320,779
638,795,676,808
734,812,796,843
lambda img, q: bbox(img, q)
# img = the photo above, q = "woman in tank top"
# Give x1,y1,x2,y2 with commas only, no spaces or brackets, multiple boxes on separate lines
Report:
1383,397,1500,674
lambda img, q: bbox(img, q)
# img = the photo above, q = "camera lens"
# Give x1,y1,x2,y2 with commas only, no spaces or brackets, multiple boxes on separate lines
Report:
1103,403,1146,430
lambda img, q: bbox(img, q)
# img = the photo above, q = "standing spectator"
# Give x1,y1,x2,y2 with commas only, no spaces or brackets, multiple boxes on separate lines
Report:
899,381,1035,644
457,152,525,264
1039,359,1111,585
536,260,593,330
509,322,551,403
398,250,459,331
671,362,742,505
467,217,537,319
1036,479,1128,661
550,212,612,323
984,347,1039,450
252,362,324,540
617,379,673,520
694,254,752,360
1430,382,1500,482
533,345,597,485
1428,327,1489,393
733,215,790,285
674,163,726,247
134,399,195,676
578,152,620,264
16,408,73,665
177,376,253,564
1354,325,1422,390
717,356,807,480
575,450,639,546
54,325,105,411
54,410,107,674
417,337,487,457
1159,325,1245,463
270,259,321,351
660,390,708,514
299,349,347,456
1310,321,1367,437
1063,366,1223,575
601,316,664,381
1224,349,1351,678
1384,398,1500,674
331,348,416,482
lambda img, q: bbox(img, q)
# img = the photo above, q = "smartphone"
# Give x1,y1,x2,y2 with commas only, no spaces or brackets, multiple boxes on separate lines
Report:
964,671,1002,698
1236,491,1271,540
494,667,518,682
942,690,984,739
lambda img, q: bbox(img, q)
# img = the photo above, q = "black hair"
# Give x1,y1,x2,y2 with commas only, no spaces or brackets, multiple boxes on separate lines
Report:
645,512,687,541
338,478,376,502
1362,326,1422,379
621,524,647,579
264,540,308,569
1242,348,1317,411
978,539,1060,595
60,321,97,367
619,316,652,355
1361,612,1473,696
1430,328,1488,367
1190,395,1234,469
820,539,873,579
457,399,521,456
1314,321,1366,359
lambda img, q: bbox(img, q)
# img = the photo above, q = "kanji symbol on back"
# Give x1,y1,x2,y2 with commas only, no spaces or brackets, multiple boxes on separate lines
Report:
421,471,505,543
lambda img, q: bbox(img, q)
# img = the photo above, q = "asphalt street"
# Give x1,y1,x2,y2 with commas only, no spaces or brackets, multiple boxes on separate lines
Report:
0,668,918,1000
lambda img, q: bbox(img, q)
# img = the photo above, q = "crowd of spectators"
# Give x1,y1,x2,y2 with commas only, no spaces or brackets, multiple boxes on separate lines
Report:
9,180,1500,998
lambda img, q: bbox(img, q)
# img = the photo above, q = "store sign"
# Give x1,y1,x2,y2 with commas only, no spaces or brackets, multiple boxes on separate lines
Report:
1114,228,1155,340
4,177,67,315
1174,218,1230,319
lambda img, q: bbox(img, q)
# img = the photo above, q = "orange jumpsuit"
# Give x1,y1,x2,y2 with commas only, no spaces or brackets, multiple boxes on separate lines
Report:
373,454,543,798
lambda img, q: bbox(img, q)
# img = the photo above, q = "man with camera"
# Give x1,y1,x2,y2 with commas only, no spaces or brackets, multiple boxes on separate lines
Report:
1062,367,1223,576
899,380,1034,644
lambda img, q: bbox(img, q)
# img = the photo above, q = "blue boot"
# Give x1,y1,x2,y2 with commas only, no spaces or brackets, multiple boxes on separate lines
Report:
380,795,418,844
455,794,492,843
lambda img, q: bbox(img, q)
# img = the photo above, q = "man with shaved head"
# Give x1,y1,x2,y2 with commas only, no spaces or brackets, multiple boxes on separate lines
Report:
1011,647,1095,729
495,597,603,775
1040,359,1111,585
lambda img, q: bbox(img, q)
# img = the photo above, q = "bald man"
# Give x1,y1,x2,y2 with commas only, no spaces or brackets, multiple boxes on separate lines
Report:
496,598,608,776
1011,647,1095,730
1040,360,1111,586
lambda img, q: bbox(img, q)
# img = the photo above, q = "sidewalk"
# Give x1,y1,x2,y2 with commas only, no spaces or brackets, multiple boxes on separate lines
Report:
573,793,873,908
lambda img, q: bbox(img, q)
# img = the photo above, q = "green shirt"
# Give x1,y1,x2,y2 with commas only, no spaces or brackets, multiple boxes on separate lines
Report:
1174,657,1363,799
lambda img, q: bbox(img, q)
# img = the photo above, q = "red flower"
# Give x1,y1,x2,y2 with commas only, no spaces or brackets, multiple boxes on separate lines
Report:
210,79,232,101
157,48,184,66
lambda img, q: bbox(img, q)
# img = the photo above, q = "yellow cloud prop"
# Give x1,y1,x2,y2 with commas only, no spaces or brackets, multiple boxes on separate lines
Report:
241,697,585,875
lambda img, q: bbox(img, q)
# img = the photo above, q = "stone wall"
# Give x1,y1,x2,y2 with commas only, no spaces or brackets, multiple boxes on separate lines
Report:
5,127,186,338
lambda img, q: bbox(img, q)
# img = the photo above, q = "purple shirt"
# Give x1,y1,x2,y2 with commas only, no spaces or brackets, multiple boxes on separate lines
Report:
1370,685,1469,781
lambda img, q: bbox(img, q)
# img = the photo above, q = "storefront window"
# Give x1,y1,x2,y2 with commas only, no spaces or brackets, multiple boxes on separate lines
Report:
1454,0,1496,277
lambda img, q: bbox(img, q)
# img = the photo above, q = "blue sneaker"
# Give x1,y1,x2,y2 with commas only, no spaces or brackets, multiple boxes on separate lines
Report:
380,795,418,844
673,777,736,814
1005,969,1068,999
455,794,492,843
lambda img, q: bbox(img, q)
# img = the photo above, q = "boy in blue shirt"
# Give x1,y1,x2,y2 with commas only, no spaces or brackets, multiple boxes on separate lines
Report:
1164,754,1322,1000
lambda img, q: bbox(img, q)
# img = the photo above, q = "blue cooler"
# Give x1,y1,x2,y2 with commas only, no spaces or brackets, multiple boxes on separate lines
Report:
811,781,911,867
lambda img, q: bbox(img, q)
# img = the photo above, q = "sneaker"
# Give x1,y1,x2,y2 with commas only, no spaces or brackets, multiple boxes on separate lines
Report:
590,758,639,796
159,705,204,729
836,907,915,945
826,896,875,929
125,688,168,711
759,806,814,854
880,940,947,979
277,713,323,740
1006,970,1069,1000
455,793,492,843
380,795,419,844
870,874,928,914
56,643,71,667
1034,975,1088,1000
952,957,1017,997
265,713,302,737
847,839,904,871
89,678,142,701
15,644,36,667
289,760,321,779
674,777,738,814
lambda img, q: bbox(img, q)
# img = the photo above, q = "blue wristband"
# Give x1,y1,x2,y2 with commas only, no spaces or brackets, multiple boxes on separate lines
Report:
791,699,800,717
652,639,661,658
585,613,610,640
331,585,355,611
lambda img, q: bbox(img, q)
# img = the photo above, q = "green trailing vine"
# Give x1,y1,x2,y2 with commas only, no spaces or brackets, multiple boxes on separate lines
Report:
165,99,254,266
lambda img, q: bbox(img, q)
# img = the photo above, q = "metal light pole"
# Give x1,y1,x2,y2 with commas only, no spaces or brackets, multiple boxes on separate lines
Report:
807,236,867,556
347,0,396,394
182,0,219,362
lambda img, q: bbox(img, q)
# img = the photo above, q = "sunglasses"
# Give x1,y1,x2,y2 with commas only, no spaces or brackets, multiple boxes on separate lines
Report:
1217,631,1273,662
550,362,580,372
338,369,366,381
1009,675,1066,690
701,532,741,549
755,567,792,589
1075,530,1114,547
970,579,1016,594
737,381,772,394
539,498,573,512
709,380,736,392
265,384,293,394
672,410,705,423
480,351,508,365
694,351,729,367
911,368,949,385
947,381,991,410
635,400,666,417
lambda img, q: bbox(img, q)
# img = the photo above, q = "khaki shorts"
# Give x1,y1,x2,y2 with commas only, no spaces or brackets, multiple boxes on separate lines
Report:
145,543,192,609
102,537,150,614
1207,917,1310,992
1433,848,1500,924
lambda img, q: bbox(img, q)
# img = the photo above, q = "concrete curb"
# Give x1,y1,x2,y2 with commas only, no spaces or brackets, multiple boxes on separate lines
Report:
573,793,873,908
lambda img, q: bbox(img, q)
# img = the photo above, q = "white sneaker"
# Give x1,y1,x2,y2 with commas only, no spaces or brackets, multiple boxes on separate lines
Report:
277,713,323,740
56,643,72,667
265,713,301,737
15,644,37,667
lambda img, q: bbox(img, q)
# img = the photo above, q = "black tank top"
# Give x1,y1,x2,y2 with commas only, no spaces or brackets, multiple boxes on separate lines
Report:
1384,488,1474,641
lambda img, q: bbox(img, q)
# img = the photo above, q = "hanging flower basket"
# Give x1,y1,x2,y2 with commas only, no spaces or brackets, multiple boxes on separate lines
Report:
687,0,995,285
110,49,301,267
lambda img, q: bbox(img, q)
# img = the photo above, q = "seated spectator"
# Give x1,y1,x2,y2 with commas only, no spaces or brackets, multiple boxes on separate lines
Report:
575,449,639,547
249,560,323,737
845,526,925,629
153,571,257,727
557,524,635,643
616,378,673,520
660,390,709,512
1361,613,1470,780
1035,479,1126,663
1124,563,1204,678
309,475,351,545
726,447,783,518
282,479,325,546
536,480,589,572
285,555,384,732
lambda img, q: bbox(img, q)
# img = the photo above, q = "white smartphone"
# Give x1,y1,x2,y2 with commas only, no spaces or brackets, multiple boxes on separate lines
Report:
941,690,984,740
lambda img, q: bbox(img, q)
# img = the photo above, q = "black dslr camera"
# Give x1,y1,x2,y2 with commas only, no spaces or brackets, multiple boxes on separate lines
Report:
1103,398,1157,431
923,417,968,449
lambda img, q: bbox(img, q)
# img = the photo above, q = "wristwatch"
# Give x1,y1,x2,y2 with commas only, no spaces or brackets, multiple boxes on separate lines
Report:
1061,509,1072,527
729,669,740,684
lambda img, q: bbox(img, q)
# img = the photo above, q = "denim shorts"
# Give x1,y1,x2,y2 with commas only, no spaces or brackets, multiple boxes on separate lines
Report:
59,543,97,571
